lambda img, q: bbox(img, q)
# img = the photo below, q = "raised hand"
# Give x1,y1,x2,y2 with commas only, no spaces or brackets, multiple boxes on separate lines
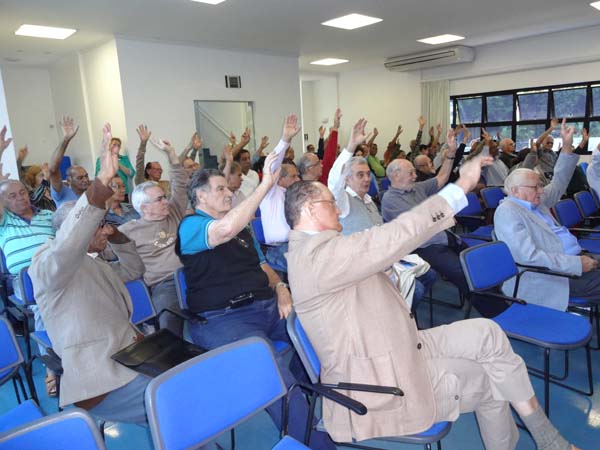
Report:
429,126,435,137
397,125,404,135
229,131,237,146
240,128,251,147
0,163,10,181
481,128,491,144
59,115,79,143
418,116,426,129
191,132,202,150
373,127,379,138
436,123,442,136
41,162,50,179
259,135,269,149
17,146,28,162
97,123,119,185
136,124,151,143
282,114,301,143
260,151,281,188
456,156,494,194
581,127,589,143
333,108,342,130
223,143,233,162
560,118,575,152
445,129,457,157
319,125,325,138
550,117,559,129
0,126,12,154
348,118,368,152
462,127,471,144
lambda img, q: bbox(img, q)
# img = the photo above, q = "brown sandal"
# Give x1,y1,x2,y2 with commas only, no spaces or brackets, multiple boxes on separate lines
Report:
45,375,58,397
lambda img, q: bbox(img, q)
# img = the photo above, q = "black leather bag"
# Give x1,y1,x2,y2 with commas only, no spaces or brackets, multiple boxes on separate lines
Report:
111,329,206,377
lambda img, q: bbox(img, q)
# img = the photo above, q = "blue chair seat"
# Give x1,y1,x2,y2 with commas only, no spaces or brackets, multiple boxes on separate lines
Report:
0,400,43,433
469,225,493,238
569,296,592,306
271,435,311,450
577,238,600,253
493,303,591,347
273,340,290,353
376,421,451,444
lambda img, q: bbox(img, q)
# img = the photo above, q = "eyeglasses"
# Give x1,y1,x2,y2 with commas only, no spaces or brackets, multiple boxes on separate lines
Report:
147,195,168,204
519,183,544,190
306,161,322,169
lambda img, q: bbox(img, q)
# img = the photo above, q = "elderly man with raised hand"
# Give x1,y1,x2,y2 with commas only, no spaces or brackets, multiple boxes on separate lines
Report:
175,116,335,449
48,116,87,208
381,131,470,297
134,124,171,196
119,136,188,337
495,119,600,311
498,138,518,169
29,124,147,423
258,115,302,271
285,154,578,450
535,117,560,175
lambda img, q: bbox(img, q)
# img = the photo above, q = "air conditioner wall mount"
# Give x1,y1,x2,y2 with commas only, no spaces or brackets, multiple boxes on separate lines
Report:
384,46,475,72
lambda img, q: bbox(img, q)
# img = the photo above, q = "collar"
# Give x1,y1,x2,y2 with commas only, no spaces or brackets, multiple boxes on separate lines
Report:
345,186,373,204
13,206,39,222
507,196,536,211
194,208,216,220
390,184,415,194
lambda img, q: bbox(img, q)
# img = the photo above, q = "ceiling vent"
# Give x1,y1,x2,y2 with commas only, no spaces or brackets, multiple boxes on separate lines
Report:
384,46,474,72
225,75,241,88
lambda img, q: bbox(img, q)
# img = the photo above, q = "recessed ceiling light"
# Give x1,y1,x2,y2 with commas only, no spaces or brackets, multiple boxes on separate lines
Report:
15,24,76,40
591,2,600,11
322,13,382,30
310,58,349,66
417,34,465,45
190,0,226,4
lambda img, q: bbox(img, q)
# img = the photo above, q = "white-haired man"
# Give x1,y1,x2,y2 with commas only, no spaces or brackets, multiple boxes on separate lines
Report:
495,119,600,311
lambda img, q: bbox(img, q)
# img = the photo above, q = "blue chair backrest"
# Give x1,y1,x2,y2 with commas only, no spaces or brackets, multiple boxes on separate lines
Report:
0,249,9,276
381,177,390,191
174,267,189,310
367,174,379,198
0,408,106,450
251,217,266,245
481,186,505,209
286,310,321,384
0,317,24,381
145,337,286,450
457,192,483,216
554,199,583,228
125,279,157,325
592,189,600,208
17,267,36,305
579,162,589,174
459,241,519,291
0,400,44,433
254,208,261,218
574,191,598,218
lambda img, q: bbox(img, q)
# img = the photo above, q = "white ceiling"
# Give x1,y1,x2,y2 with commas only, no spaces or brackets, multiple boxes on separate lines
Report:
1,0,600,71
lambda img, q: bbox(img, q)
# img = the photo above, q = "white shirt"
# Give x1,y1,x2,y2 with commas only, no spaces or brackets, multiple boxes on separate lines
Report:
239,169,260,198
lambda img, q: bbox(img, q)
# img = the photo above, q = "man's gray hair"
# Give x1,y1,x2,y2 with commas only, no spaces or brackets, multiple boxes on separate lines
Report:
284,181,324,228
297,154,315,176
188,169,223,209
131,181,160,214
499,138,513,151
52,201,78,231
386,159,403,179
342,157,368,180
0,180,22,198
504,168,536,195
280,163,295,178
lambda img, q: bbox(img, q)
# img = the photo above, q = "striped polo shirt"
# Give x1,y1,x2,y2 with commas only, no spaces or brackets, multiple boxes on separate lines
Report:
0,208,55,274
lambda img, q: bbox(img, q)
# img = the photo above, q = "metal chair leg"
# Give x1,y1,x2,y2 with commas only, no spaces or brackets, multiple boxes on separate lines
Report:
544,348,550,416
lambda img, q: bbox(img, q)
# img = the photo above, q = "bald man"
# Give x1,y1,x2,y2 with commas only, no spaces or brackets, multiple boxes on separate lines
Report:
498,138,518,170
414,154,436,181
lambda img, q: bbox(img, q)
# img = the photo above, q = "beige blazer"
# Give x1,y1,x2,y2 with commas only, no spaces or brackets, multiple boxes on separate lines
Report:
287,194,455,442
30,192,145,407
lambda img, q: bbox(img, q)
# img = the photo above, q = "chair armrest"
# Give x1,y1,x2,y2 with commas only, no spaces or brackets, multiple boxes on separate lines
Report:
325,382,404,397
295,382,368,416
456,214,486,221
472,289,527,305
516,264,578,279
157,308,207,325
459,234,492,242
569,227,600,236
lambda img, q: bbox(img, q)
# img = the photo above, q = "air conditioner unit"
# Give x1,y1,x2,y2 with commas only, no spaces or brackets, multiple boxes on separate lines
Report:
384,46,474,72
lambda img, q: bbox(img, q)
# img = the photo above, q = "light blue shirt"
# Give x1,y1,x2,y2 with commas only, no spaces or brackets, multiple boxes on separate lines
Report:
507,197,581,255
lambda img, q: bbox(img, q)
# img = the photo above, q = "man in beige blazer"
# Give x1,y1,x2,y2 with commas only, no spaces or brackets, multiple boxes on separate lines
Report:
30,124,147,423
284,119,576,450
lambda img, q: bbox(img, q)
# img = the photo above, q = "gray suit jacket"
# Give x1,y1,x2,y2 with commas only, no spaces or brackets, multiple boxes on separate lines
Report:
30,188,145,407
494,152,580,310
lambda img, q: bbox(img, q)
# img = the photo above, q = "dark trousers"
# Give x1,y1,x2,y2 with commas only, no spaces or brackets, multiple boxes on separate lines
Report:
414,244,469,295
570,268,600,303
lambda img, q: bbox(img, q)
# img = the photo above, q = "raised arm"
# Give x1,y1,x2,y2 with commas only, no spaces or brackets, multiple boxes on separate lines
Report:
252,136,269,165
319,108,342,184
536,117,559,146
150,137,187,215
317,126,325,159
179,132,202,163
134,124,151,185
435,130,458,189
231,128,251,159
542,119,577,207
0,126,13,221
48,116,79,192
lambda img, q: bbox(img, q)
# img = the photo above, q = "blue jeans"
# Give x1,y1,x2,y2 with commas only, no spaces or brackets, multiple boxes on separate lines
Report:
150,278,183,337
189,298,335,450
413,268,438,312
266,243,289,273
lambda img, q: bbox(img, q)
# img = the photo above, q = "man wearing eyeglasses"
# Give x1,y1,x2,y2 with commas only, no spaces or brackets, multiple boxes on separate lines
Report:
119,137,189,336
495,119,598,311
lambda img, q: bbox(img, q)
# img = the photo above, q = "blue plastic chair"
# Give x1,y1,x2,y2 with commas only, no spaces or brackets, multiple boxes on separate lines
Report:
0,408,106,450
145,337,310,450
553,199,600,252
579,161,589,174
0,400,43,433
0,317,33,406
480,186,505,210
455,193,493,246
5,267,36,362
251,217,288,273
125,279,158,326
459,241,593,416
381,177,390,191
173,268,289,354
574,190,600,220
286,310,451,450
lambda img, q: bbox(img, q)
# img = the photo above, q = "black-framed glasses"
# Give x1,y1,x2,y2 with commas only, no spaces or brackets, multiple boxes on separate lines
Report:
519,184,544,190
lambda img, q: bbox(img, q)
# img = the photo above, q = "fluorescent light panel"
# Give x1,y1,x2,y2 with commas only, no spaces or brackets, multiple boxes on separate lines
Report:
15,24,76,40
418,34,465,45
322,13,382,30
591,2,600,11
310,58,349,66
190,0,227,4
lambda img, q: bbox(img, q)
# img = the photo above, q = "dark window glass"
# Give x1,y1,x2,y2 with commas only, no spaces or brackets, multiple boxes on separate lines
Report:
516,124,546,151
485,125,512,141
457,97,482,123
517,92,548,120
486,95,513,122
587,121,600,153
553,88,586,118
593,87,600,116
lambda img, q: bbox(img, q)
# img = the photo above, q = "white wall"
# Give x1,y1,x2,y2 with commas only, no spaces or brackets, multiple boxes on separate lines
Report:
115,38,302,170
0,69,19,179
1,66,57,167
337,66,422,152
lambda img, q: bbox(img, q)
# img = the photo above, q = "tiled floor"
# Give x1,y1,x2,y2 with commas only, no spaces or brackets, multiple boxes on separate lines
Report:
2,280,600,449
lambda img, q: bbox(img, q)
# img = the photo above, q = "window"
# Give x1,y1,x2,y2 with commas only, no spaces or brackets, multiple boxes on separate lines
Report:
452,80,600,154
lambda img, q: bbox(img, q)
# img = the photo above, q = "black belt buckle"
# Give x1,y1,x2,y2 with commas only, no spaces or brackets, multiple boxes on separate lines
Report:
228,292,254,309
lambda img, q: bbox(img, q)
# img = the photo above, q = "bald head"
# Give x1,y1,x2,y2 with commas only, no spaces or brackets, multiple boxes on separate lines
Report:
386,159,417,189
66,165,90,194
499,138,515,154
414,155,435,174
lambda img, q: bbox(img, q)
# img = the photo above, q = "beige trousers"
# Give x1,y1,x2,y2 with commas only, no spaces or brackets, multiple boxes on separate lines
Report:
420,318,535,450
